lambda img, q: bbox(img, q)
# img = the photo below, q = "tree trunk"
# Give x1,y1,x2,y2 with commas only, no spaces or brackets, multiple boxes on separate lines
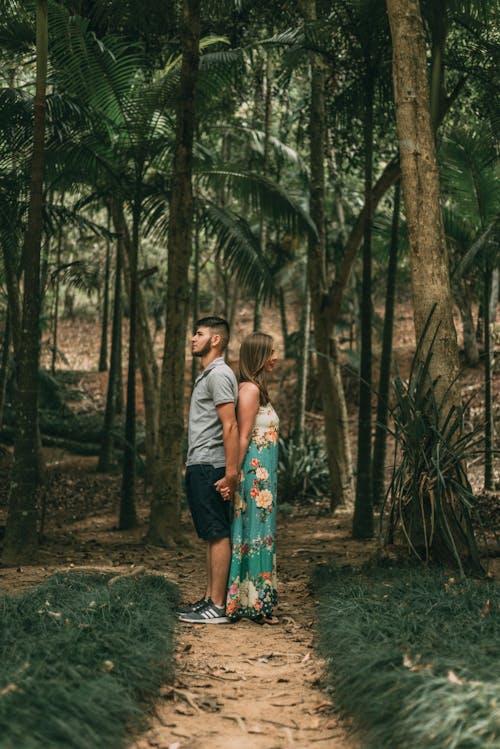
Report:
98,208,111,372
119,190,140,530
353,77,375,539
3,0,48,564
456,278,480,366
387,0,479,566
191,211,200,387
51,197,64,375
279,287,288,357
293,285,310,449
148,0,201,545
255,50,273,331
372,182,401,507
98,234,123,472
489,267,498,324
111,199,159,478
387,0,460,411
483,261,494,491
0,311,11,429
302,0,355,510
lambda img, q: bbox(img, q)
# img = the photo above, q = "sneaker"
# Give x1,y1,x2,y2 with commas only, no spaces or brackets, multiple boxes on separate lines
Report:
178,598,229,624
176,597,208,616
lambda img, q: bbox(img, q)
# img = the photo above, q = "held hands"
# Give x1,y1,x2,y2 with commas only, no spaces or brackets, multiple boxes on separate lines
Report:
214,473,238,502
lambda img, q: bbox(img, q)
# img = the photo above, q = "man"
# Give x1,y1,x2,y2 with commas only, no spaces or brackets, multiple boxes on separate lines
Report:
178,316,239,624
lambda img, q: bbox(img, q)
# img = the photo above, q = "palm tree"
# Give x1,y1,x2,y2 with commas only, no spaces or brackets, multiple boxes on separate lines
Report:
3,0,48,564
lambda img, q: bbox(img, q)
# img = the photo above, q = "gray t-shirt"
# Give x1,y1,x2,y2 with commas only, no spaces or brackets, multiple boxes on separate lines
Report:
186,357,238,468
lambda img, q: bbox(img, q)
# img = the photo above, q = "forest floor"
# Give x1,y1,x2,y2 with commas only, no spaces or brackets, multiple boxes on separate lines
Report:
0,454,369,749
0,303,499,748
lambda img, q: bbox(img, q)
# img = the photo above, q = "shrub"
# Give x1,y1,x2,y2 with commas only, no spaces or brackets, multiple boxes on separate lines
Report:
278,432,330,503
315,563,499,749
0,572,178,749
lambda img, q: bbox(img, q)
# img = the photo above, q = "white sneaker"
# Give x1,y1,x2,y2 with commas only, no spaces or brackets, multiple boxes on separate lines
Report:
178,598,229,624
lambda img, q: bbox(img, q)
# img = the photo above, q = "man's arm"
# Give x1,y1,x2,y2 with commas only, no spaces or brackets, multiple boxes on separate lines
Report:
216,401,239,498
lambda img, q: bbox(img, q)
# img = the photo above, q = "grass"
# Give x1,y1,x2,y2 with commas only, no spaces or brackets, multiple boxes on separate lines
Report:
0,572,178,749
314,563,499,749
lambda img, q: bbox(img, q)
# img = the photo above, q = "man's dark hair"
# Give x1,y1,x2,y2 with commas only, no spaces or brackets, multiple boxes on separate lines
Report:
195,316,230,350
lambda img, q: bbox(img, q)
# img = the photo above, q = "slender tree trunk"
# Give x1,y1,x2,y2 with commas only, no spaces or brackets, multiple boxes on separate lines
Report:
483,261,494,491
279,287,288,356
353,77,375,539
0,311,11,429
98,235,123,472
115,302,124,414
148,0,201,545
301,0,355,509
119,190,141,530
456,278,480,366
254,51,273,332
293,285,310,449
3,0,48,564
372,182,401,507
387,0,478,565
111,199,159,476
98,208,111,372
51,197,64,375
191,212,200,387
489,267,498,324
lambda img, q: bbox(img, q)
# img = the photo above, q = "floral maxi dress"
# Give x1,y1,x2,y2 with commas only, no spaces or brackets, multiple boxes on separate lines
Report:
226,402,279,620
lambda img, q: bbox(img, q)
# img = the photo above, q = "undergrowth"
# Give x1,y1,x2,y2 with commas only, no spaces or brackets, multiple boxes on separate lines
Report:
0,572,178,749
314,563,499,749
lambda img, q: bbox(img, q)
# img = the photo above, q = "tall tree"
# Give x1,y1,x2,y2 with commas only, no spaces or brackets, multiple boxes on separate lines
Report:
386,0,481,566
2,0,48,563
300,0,355,510
148,0,201,545
372,181,401,507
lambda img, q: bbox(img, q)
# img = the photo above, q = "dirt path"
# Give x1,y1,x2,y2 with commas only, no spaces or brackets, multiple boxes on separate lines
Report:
129,509,367,749
0,482,369,749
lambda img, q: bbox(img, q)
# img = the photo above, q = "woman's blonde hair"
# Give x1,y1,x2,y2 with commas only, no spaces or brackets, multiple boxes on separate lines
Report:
239,332,274,406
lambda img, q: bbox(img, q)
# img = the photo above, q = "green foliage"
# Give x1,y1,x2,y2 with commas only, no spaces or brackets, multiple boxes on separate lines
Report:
0,572,178,749
381,313,485,574
278,432,330,503
315,563,500,749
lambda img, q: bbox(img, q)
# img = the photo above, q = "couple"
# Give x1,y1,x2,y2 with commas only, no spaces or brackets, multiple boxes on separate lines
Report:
178,316,279,625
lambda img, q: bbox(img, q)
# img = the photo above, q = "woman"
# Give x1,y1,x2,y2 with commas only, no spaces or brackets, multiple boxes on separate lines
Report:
225,332,279,624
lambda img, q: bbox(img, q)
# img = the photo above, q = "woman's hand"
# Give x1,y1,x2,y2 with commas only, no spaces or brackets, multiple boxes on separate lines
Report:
214,475,236,501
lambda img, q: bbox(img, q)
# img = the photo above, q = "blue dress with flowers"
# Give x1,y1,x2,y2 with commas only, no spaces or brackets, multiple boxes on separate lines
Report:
226,403,279,620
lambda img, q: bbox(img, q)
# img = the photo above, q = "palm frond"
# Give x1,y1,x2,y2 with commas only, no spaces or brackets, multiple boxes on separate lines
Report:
197,169,317,238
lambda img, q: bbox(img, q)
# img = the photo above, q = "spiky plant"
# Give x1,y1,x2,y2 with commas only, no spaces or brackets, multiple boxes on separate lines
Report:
380,310,486,575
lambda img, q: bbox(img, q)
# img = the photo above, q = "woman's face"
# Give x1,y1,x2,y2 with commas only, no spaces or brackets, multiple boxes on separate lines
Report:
264,347,277,372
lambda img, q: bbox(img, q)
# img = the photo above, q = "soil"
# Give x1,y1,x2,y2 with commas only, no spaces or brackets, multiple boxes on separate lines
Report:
1,303,498,748
0,454,368,749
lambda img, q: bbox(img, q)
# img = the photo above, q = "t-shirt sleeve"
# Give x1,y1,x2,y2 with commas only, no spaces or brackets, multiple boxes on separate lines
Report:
210,370,237,407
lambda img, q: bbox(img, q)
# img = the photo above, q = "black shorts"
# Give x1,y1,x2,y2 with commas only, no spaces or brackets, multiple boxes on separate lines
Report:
185,464,230,541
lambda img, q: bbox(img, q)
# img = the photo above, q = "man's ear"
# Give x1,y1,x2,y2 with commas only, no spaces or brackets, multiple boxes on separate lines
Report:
211,333,221,348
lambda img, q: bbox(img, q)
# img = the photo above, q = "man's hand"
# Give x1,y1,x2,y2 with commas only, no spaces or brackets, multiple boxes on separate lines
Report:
215,473,238,501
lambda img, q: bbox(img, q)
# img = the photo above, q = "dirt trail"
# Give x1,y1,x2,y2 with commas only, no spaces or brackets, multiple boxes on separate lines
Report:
0,475,369,749
130,509,367,749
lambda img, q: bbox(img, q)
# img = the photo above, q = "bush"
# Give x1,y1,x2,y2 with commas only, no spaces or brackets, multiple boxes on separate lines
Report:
0,572,178,749
314,563,499,749
278,432,330,503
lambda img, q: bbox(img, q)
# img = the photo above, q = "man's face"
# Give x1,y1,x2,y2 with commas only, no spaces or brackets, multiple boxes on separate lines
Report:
192,326,214,358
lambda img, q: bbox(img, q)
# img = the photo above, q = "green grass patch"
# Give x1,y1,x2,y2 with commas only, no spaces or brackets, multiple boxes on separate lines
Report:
314,563,499,749
0,572,178,749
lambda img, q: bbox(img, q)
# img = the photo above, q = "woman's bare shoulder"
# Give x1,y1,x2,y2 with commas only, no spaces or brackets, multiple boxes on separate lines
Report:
239,381,259,395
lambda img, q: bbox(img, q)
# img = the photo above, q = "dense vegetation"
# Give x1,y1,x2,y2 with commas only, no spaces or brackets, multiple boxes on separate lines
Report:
0,2,498,565
315,563,499,749
0,572,178,748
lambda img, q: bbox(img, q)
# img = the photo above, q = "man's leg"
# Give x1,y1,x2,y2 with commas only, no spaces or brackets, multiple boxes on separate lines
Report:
205,543,211,600
208,537,231,607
